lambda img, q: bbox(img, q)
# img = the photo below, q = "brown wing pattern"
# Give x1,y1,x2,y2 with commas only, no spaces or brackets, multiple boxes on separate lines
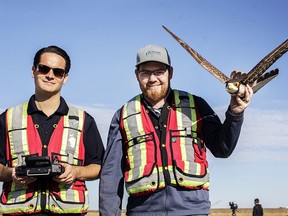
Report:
162,25,230,83
242,39,288,85
250,69,279,93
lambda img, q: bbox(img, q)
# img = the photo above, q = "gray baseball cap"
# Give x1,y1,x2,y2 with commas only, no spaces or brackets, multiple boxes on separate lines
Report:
136,44,171,67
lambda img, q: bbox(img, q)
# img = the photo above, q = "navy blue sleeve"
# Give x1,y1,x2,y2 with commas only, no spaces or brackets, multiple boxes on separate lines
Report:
99,109,125,216
195,96,244,158
83,112,105,166
0,111,7,165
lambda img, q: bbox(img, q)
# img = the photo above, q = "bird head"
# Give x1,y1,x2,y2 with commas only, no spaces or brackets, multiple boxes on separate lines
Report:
225,70,247,97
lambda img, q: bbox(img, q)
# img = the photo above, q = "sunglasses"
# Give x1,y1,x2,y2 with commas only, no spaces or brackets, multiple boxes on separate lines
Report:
37,64,66,79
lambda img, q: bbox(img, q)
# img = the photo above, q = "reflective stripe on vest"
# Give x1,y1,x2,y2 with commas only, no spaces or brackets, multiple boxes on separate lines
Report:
0,102,89,215
121,89,209,196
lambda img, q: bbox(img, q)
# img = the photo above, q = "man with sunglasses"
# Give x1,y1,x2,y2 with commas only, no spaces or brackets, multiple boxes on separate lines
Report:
99,44,253,216
0,45,104,215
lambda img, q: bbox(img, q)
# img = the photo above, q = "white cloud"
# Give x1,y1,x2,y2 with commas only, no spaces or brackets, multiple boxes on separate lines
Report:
214,106,288,162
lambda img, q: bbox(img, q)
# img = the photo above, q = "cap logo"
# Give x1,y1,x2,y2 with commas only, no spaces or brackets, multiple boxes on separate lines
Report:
145,50,161,57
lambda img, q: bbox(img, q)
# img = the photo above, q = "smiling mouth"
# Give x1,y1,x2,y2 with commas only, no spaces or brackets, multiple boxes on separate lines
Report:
147,84,161,88
43,81,56,85
43,79,55,83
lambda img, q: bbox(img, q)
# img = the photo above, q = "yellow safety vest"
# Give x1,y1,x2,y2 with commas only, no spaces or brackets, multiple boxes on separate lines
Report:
120,89,210,196
0,102,89,215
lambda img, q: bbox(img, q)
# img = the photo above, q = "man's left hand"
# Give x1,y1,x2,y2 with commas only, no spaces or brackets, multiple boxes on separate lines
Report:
53,163,79,184
230,85,253,115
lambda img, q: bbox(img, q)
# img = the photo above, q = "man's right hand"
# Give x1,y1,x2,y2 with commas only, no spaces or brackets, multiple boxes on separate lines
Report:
12,167,36,186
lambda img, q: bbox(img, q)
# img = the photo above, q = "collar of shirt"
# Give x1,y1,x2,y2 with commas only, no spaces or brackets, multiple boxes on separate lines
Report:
27,95,69,116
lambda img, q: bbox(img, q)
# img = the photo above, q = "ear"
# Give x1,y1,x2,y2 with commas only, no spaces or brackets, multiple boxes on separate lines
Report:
32,66,36,78
169,66,173,80
63,73,69,85
135,68,140,82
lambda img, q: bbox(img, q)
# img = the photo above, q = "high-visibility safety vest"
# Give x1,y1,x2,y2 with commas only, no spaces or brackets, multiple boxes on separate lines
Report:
120,89,210,196
0,102,89,215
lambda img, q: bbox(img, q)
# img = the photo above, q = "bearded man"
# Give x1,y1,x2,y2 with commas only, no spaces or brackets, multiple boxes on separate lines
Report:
99,44,253,216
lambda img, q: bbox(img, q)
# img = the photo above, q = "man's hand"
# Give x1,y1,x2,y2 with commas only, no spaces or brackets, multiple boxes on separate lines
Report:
53,163,101,184
230,84,253,115
53,163,78,184
11,167,36,186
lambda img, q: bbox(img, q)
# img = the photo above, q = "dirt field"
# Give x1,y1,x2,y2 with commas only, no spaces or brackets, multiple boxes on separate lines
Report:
86,208,288,216
0,208,286,215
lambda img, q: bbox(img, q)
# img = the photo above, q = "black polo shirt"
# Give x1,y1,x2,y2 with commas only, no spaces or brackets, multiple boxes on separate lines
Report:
0,95,104,166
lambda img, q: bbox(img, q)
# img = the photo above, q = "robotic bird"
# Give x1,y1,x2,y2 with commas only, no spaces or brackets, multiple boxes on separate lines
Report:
162,25,288,97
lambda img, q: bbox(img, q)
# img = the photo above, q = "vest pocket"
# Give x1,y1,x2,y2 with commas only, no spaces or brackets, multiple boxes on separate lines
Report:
124,133,157,192
170,135,207,178
0,182,37,204
0,182,39,214
50,181,86,204
125,163,160,196
48,188,88,214
125,133,156,182
170,133,209,189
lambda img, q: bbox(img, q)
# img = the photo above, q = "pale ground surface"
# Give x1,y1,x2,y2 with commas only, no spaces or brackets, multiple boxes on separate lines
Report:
86,208,288,216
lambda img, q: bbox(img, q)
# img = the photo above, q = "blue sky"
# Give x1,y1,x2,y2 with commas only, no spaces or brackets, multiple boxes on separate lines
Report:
1,0,287,210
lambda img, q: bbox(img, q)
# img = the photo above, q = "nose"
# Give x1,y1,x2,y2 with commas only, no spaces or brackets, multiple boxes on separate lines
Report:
148,72,158,81
45,69,55,78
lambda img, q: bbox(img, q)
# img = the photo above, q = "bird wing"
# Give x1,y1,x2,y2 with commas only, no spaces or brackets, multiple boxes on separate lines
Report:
250,69,279,93
242,39,288,85
162,25,230,84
